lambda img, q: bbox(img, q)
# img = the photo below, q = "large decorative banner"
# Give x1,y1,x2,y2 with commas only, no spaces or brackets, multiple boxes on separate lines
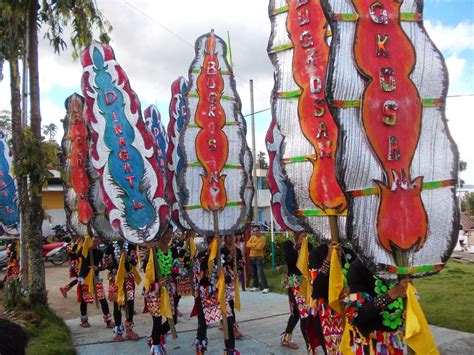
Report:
178,31,253,236
144,105,168,172
323,0,459,275
266,118,303,232
0,132,19,235
61,93,93,237
81,41,170,243
167,77,191,230
268,0,346,240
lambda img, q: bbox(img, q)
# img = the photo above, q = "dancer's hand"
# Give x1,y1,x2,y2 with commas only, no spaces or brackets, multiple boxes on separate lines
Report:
388,279,411,299
326,242,342,261
339,287,350,300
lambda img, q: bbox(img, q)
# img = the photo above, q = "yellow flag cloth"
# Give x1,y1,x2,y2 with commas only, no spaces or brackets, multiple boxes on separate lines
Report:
208,238,218,272
217,271,227,314
116,252,126,306
234,274,241,311
406,283,439,355
84,267,94,287
339,318,355,355
82,235,92,258
189,238,197,259
328,247,344,313
296,237,309,278
160,286,173,319
296,237,311,303
131,265,142,285
144,248,155,292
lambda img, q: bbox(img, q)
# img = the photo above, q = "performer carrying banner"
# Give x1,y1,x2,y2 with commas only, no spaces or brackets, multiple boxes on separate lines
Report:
193,236,237,355
220,235,244,339
308,242,355,354
171,230,194,320
343,258,409,354
280,231,312,350
143,224,176,354
104,240,141,341
60,235,82,298
76,235,113,328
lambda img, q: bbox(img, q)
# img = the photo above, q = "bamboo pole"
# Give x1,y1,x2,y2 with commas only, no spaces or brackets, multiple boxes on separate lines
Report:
213,210,229,340
86,226,100,309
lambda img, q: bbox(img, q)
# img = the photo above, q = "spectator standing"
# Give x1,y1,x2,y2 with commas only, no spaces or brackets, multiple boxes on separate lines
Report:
246,226,269,293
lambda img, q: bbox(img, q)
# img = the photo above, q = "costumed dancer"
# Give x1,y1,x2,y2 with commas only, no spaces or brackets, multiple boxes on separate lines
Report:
76,235,113,328
3,241,20,283
307,242,355,354
171,230,195,320
280,231,312,350
220,235,244,339
193,236,237,355
60,235,82,298
143,224,176,354
342,258,409,354
234,235,246,292
104,240,141,341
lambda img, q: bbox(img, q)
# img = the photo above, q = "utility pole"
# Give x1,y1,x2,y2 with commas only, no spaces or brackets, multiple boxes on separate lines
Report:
250,80,258,223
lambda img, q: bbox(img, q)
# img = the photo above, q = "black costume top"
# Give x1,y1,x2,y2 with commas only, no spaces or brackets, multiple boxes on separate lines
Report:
78,248,104,278
221,245,243,284
283,239,313,276
309,244,355,301
104,242,137,274
346,258,402,337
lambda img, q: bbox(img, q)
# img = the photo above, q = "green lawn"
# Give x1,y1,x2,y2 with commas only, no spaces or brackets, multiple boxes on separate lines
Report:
25,305,76,355
264,260,474,333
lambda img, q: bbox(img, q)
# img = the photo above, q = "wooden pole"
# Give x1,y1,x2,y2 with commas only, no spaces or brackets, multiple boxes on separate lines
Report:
328,215,339,243
213,210,229,340
86,226,100,309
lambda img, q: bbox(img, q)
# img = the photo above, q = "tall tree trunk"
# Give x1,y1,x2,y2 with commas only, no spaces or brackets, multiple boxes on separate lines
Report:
27,0,47,306
9,59,29,288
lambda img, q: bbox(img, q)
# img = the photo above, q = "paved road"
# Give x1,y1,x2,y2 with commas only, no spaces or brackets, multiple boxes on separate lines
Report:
43,264,474,354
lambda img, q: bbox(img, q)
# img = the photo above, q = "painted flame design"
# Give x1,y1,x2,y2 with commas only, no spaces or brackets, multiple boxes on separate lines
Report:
195,32,229,211
287,0,347,214
352,0,427,252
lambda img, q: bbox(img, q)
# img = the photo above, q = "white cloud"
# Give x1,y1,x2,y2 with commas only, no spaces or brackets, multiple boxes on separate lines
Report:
445,96,474,185
0,1,472,185
425,20,474,56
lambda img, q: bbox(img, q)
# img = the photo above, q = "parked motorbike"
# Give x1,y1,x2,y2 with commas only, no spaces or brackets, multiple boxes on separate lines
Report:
42,241,68,265
51,224,71,242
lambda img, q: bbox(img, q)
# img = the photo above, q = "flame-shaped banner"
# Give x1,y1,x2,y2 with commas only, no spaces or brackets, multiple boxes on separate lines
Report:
61,93,93,236
144,105,168,172
266,118,303,232
323,0,459,275
0,133,19,235
178,31,253,236
268,0,346,240
167,77,191,230
81,41,169,243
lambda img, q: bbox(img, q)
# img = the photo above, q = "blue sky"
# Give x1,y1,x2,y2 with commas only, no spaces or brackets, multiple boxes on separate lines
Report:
0,0,473,183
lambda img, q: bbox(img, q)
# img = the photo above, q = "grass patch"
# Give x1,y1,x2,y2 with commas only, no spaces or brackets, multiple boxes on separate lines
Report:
25,305,76,355
264,260,474,333
414,261,474,333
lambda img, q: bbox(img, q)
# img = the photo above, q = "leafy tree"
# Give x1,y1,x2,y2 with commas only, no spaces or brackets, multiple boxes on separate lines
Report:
42,122,58,141
1,0,111,306
257,151,268,169
0,110,12,140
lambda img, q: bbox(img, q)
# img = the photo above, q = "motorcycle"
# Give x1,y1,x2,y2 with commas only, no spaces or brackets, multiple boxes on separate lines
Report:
42,241,68,265
51,224,71,242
